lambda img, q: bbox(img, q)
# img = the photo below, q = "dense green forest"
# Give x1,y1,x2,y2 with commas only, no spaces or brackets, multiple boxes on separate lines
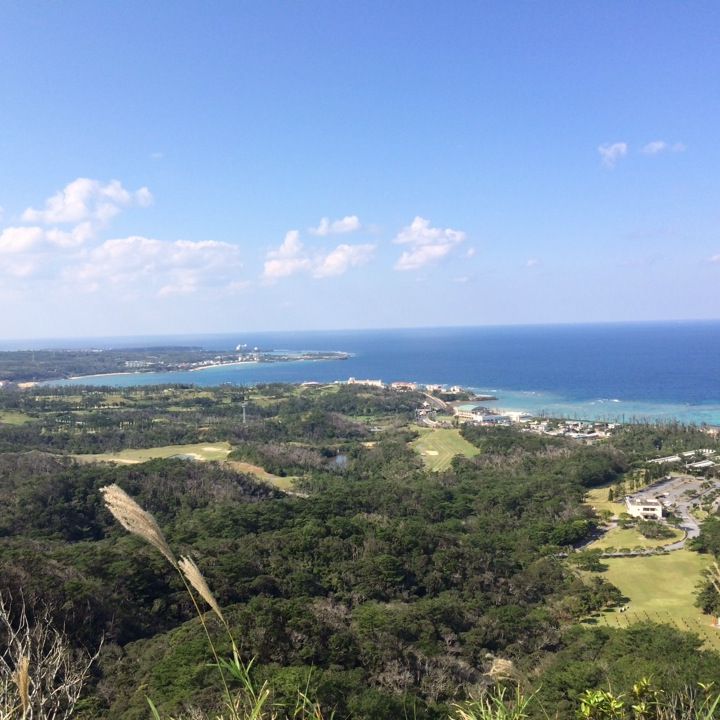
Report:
1,382,720,719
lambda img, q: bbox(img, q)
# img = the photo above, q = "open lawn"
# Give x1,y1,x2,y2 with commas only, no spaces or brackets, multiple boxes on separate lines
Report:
584,485,626,515
226,460,297,491
593,549,720,650
72,443,298,492
411,427,479,471
74,441,232,464
0,411,34,425
588,525,684,550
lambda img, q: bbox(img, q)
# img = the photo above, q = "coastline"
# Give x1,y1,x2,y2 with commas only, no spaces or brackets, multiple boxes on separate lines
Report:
43,370,720,427
28,323,720,427
66,371,145,380
190,361,259,372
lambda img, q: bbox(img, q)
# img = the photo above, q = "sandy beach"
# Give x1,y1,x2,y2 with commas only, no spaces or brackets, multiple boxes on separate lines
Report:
189,361,259,372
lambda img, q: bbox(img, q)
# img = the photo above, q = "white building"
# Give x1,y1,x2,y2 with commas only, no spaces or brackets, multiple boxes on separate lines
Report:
687,459,716,471
648,455,682,465
454,403,509,425
347,378,385,388
625,496,663,520
391,381,417,391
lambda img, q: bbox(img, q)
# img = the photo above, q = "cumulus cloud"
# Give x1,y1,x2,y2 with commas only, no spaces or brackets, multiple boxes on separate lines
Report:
313,243,374,278
641,140,686,155
0,178,247,300
0,178,159,287
0,223,98,255
262,229,374,282
309,215,361,236
22,178,152,229
0,226,46,254
66,236,243,296
598,142,628,168
393,216,466,271
262,231,312,281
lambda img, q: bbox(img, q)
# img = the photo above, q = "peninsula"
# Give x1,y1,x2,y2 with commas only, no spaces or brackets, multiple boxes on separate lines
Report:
0,347,349,384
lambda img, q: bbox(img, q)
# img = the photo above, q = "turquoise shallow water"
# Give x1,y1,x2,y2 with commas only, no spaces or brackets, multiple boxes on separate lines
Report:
42,322,720,425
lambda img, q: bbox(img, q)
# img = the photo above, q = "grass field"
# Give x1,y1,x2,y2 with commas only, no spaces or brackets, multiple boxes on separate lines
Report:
411,427,479,471
585,485,626,515
74,441,232,464
226,460,297,491
593,549,720,650
588,525,684,550
72,442,299,492
0,411,34,425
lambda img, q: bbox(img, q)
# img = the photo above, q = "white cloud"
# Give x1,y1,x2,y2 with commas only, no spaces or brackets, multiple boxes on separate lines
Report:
710,254,720,264
466,247,476,258
525,258,541,268
66,236,243,296
263,229,374,282
0,223,98,257
0,226,45,254
262,231,312,281
22,178,152,228
0,179,249,302
0,258,36,278
598,142,628,168
393,216,466,271
313,243,374,278
309,215,361,236
641,140,686,155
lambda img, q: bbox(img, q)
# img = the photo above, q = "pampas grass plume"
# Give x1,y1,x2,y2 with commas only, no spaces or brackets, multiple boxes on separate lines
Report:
100,484,177,567
179,555,226,625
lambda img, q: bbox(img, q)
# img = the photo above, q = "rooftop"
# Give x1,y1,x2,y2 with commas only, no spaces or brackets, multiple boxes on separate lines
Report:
626,496,662,507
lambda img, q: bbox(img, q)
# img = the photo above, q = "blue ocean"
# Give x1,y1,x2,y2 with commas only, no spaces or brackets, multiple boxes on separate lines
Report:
13,321,720,425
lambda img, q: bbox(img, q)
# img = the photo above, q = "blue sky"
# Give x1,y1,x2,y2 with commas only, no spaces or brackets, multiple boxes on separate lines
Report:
1,1,719,338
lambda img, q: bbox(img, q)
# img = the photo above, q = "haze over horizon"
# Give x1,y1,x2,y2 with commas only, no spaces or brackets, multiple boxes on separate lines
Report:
1,2,719,338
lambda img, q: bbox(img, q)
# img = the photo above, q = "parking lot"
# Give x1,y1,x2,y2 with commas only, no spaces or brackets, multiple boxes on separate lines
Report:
627,473,720,549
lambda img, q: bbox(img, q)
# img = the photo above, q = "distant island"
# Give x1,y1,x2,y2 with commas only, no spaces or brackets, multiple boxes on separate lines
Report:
0,346,350,384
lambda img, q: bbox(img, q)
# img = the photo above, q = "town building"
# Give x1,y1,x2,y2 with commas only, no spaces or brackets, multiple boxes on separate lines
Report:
424,384,444,393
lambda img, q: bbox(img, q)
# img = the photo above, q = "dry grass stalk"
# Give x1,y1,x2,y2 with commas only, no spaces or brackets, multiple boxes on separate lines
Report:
179,556,226,626
0,594,99,720
487,658,517,682
711,562,720,597
13,655,29,717
100,483,177,567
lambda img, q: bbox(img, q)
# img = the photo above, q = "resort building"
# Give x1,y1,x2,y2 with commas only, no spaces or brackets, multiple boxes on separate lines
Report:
453,404,509,425
454,403,489,421
346,378,385,388
391,381,418,391
625,496,663,520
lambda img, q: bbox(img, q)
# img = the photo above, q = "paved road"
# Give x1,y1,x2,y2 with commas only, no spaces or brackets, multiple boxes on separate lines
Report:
626,473,712,551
